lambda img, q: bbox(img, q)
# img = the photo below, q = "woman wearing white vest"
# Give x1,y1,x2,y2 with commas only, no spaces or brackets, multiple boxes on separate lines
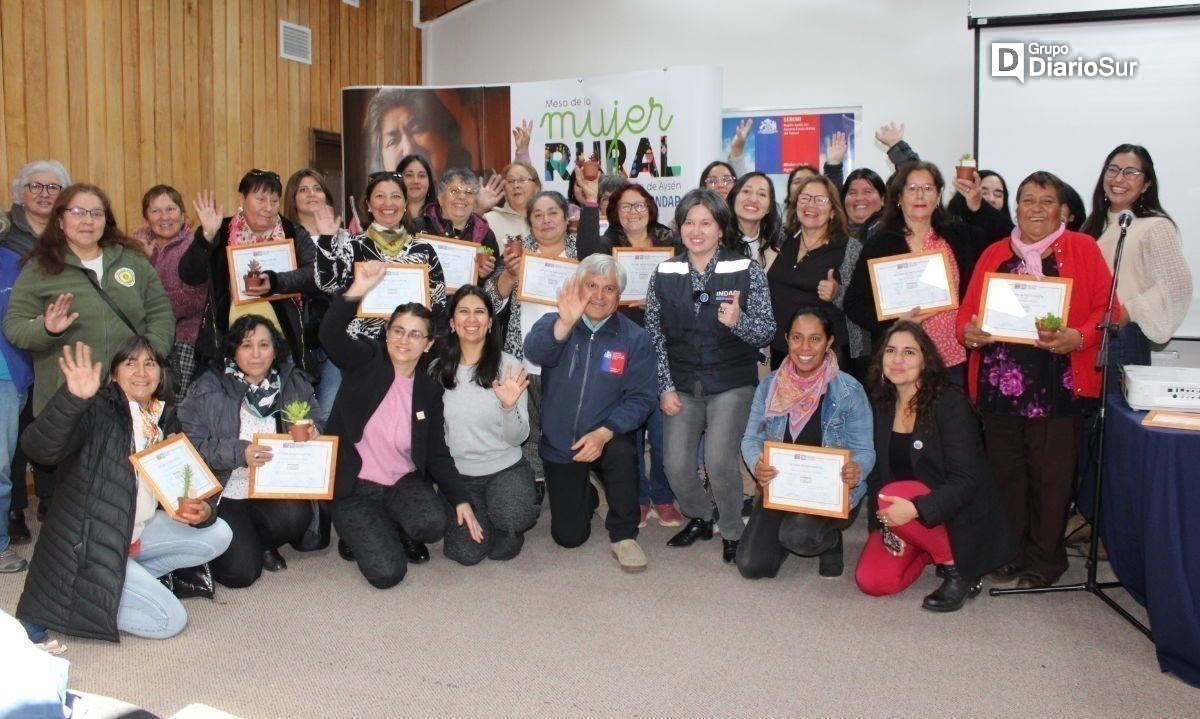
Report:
644,189,776,563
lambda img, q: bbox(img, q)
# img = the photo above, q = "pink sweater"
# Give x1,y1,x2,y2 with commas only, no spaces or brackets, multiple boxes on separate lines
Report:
356,373,416,485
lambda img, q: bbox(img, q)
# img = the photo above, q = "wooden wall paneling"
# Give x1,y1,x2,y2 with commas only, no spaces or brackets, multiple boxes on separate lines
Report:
83,0,107,187
43,0,71,170
197,0,216,197
265,0,280,174
23,1,50,162
151,0,171,190
120,0,141,228
182,0,202,221
136,1,157,207
64,1,89,181
168,0,187,198
222,0,238,203
238,0,254,200
0,1,27,189
102,0,124,212
0,9,7,188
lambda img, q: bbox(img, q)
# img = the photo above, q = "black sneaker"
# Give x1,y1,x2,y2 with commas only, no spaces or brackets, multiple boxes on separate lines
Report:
7,510,31,544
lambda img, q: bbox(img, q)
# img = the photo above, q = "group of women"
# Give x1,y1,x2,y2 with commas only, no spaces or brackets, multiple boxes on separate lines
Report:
0,129,1189,644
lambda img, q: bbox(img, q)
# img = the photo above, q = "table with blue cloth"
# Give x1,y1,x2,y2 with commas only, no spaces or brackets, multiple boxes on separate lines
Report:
1094,392,1200,687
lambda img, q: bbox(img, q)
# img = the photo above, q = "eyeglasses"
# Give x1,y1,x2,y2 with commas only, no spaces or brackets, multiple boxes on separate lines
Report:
618,202,648,213
445,186,477,198
24,182,63,195
369,171,404,184
1104,164,1145,180
903,183,938,196
796,194,831,206
65,207,105,220
704,175,736,188
505,178,534,187
248,169,280,182
387,328,429,342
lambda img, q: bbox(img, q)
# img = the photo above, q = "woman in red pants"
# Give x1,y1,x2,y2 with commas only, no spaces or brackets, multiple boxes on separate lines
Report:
854,322,1015,611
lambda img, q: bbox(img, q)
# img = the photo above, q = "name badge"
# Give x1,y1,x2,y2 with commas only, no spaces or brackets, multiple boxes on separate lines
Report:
416,411,426,421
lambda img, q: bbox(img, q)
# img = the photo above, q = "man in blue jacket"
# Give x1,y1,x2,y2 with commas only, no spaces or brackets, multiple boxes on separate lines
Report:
524,254,656,571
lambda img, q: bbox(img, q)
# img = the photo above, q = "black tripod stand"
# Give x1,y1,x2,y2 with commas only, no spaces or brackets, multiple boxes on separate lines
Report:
989,212,1151,640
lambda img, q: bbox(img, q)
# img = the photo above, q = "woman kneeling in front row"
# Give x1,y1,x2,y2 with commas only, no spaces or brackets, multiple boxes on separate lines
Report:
320,262,483,588
855,322,1016,611
738,306,875,579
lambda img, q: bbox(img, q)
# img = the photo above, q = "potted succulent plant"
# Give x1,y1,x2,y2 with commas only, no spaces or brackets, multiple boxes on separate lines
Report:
1035,313,1064,344
179,465,193,502
956,153,977,181
282,400,314,441
243,258,265,291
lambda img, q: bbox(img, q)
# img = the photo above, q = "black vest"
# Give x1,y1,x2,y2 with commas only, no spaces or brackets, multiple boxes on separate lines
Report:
655,249,761,396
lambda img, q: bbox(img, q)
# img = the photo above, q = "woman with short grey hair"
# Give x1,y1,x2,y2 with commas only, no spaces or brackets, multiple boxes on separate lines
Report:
409,168,500,280
4,161,71,256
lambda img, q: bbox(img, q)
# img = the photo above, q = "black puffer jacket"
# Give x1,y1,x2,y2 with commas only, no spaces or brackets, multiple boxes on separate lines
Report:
15,383,215,641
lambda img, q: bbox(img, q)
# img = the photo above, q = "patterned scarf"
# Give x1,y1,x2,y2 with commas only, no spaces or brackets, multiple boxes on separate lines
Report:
1010,222,1066,280
224,360,282,418
228,210,286,246
765,349,840,437
366,222,411,259
423,203,491,245
127,397,165,452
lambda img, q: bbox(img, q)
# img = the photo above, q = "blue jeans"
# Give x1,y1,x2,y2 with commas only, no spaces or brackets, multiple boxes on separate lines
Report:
636,406,674,505
116,511,232,639
0,380,26,552
313,349,342,424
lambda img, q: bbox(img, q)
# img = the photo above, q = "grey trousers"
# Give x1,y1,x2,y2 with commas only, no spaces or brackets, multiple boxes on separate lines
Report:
443,458,539,565
736,495,859,579
521,375,544,482
662,384,755,541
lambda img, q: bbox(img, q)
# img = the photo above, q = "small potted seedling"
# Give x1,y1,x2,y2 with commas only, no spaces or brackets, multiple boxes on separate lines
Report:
476,244,494,270
1035,313,1063,344
243,258,265,292
282,400,314,441
956,153,977,181
179,465,193,502
578,153,601,181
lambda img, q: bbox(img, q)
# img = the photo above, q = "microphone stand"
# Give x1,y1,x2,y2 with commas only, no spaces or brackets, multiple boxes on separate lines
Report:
990,215,1151,639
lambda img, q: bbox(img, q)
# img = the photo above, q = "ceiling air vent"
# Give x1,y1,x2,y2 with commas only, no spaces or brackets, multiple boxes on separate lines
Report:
280,21,312,65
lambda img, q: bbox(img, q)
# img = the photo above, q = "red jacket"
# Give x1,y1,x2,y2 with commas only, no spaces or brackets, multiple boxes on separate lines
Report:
956,230,1120,400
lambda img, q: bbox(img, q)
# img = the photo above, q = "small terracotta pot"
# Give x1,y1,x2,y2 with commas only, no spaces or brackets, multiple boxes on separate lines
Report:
1036,328,1059,344
506,237,524,257
288,419,313,442
581,160,601,181
955,163,976,181
243,271,264,292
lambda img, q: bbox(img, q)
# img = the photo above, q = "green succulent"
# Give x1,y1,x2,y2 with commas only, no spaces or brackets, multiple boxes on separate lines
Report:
281,400,313,424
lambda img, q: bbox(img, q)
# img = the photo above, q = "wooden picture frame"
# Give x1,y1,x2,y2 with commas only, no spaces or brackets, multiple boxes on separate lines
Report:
979,272,1074,346
226,239,301,306
355,262,431,317
128,434,222,519
867,249,958,321
416,233,482,291
516,253,580,307
762,441,851,519
248,433,339,500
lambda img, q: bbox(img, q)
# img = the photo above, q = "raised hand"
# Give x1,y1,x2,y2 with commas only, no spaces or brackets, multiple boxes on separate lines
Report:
58,342,102,400
476,172,505,214
346,260,390,299
953,171,983,212
716,291,741,328
817,268,838,302
512,119,532,155
825,131,848,166
192,190,223,238
573,170,599,205
730,118,753,158
555,275,587,329
491,364,530,409
874,122,905,149
314,204,342,236
43,293,78,335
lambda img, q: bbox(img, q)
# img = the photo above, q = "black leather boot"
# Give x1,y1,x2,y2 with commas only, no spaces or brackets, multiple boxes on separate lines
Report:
397,526,430,564
922,565,982,612
666,518,713,547
818,533,844,577
721,539,739,563
7,510,31,544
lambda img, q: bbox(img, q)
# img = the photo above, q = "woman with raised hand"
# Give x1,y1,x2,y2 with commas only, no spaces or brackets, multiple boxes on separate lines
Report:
1081,144,1192,365
179,316,320,587
854,322,1014,611
482,162,541,249
320,262,482,587
180,169,317,374
435,286,538,564
738,306,874,579
16,339,231,641
408,168,500,278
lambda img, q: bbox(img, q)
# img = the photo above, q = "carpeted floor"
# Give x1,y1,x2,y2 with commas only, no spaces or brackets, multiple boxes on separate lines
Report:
0,507,1194,718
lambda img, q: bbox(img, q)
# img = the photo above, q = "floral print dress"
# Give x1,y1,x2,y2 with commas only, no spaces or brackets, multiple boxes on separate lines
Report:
977,254,1079,418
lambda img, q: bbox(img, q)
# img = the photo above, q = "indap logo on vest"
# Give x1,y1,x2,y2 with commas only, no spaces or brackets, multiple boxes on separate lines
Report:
990,42,1138,83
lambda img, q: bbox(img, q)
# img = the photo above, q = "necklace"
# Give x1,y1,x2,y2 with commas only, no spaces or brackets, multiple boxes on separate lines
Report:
794,231,826,265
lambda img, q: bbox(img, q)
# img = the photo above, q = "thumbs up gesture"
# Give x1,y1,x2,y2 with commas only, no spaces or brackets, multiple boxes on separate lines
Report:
716,290,741,328
817,268,838,302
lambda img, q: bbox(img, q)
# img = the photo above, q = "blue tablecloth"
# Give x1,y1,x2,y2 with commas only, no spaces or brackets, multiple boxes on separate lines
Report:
1099,393,1200,687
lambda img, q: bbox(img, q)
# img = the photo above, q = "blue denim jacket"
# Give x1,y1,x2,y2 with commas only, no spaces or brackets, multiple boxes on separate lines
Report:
741,370,876,507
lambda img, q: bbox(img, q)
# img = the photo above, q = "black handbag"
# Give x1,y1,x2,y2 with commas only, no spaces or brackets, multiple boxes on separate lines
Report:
159,563,216,600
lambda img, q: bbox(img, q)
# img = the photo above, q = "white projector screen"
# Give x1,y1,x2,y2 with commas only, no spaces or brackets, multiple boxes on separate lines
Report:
976,12,1200,338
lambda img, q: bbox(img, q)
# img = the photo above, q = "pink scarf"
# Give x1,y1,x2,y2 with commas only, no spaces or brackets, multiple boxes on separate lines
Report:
765,350,840,437
1010,223,1066,279
228,210,286,246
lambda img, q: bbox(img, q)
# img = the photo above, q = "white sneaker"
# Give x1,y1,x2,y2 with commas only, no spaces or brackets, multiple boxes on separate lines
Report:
611,539,647,573
0,547,28,573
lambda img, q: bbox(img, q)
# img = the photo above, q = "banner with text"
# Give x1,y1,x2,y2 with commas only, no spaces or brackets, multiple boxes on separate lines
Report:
721,107,860,193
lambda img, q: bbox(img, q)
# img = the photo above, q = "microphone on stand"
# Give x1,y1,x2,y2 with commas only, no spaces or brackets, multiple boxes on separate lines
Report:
1118,210,1134,230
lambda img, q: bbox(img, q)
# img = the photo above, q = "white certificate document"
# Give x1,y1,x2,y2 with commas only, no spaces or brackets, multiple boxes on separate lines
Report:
867,250,958,320
129,435,222,518
417,234,480,290
614,247,673,305
249,434,338,500
226,240,300,305
980,273,1073,345
517,254,579,306
357,262,431,317
762,442,850,518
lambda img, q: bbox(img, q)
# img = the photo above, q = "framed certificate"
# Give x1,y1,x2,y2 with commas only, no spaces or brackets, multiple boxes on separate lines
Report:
249,434,339,499
356,262,431,317
416,233,481,291
226,240,301,306
867,250,958,321
979,273,1073,345
128,434,222,519
1142,410,1200,431
516,253,579,306
613,247,674,305
762,441,850,519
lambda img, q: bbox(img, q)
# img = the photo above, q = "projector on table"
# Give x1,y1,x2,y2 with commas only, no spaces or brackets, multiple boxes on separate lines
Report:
1124,365,1200,412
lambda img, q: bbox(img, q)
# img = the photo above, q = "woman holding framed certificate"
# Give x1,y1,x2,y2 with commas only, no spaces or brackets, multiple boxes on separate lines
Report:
16,338,232,641
434,286,538,564
409,168,500,276
320,263,483,588
179,169,318,375
958,172,1116,589
855,323,1015,611
844,161,986,384
738,307,875,579
178,316,321,588
313,171,448,341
